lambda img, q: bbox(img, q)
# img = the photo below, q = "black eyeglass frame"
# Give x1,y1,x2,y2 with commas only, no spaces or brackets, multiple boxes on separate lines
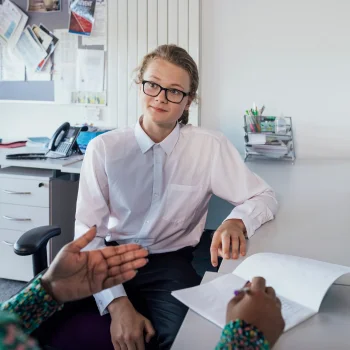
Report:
142,80,189,104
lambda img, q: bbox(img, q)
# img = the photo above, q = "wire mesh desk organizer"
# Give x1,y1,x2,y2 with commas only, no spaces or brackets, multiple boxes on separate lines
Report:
243,115,296,162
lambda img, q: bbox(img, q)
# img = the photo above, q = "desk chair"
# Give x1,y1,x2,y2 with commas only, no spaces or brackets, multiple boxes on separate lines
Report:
14,226,61,276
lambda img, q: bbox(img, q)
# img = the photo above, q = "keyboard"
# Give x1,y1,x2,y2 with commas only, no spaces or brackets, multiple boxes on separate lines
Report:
6,153,47,160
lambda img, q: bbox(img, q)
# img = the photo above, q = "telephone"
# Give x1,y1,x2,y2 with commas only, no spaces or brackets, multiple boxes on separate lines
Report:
6,122,87,160
46,122,88,159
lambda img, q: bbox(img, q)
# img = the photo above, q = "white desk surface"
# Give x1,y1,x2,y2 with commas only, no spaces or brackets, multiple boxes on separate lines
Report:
220,159,350,286
172,272,350,350
0,147,83,174
174,159,350,349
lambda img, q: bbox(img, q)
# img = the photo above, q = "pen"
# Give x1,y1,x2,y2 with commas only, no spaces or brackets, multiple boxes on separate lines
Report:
234,287,250,296
61,156,84,167
260,105,265,115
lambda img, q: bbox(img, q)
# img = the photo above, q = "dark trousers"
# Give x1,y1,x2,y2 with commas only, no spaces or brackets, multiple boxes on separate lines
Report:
34,245,201,350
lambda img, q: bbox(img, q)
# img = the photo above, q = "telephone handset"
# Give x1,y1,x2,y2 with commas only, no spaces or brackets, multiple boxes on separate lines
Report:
46,122,87,159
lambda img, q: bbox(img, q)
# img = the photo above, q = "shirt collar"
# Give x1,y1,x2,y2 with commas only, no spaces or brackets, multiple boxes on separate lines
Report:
134,117,180,155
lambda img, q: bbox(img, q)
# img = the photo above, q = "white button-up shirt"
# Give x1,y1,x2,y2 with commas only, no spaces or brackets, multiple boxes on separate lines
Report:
75,119,278,314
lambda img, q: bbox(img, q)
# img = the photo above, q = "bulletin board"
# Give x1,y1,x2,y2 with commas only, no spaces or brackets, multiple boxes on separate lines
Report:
0,0,107,104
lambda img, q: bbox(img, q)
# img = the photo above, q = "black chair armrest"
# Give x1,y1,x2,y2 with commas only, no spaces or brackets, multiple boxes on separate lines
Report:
14,225,61,256
14,225,61,276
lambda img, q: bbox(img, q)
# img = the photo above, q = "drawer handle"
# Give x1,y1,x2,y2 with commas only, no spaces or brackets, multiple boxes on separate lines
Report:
2,189,32,195
3,215,31,222
1,240,14,246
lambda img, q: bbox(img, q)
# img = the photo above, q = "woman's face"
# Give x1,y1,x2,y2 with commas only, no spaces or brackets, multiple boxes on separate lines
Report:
139,58,192,127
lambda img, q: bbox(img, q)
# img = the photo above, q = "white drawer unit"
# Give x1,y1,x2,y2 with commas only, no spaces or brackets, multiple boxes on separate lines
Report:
0,177,50,207
0,229,33,281
0,203,49,232
0,167,79,282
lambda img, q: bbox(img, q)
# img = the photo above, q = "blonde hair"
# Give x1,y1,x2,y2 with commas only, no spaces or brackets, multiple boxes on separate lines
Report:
135,44,199,125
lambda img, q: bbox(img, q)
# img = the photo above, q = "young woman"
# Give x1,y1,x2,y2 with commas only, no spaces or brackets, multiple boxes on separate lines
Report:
39,44,277,350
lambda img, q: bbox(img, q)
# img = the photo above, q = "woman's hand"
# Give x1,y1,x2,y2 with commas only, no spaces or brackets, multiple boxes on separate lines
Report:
42,226,149,303
226,277,285,347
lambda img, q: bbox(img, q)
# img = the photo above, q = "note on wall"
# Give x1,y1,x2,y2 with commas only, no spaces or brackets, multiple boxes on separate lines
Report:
53,28,78,103
76,49,104,92
0,44,25,81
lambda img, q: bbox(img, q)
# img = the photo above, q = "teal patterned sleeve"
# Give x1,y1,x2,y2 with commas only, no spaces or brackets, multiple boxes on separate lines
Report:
0,275,63,334
215,319,270,350
0,312,41,349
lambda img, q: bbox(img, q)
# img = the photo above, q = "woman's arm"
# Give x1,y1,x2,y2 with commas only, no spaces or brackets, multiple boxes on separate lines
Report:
215,319,270,350
0,275,63,334
0,311,41,349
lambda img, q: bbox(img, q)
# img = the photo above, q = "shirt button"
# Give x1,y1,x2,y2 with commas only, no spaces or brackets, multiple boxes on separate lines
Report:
134,239,140,244
146,220,150,224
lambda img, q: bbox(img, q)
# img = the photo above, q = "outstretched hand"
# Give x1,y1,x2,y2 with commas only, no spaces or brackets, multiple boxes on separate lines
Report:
42,226,148,303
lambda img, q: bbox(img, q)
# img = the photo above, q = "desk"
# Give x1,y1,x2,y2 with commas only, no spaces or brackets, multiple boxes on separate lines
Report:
172,272,350,350
0,147,82,281
220,159,350,286
0,147,83,174
173,159,350,349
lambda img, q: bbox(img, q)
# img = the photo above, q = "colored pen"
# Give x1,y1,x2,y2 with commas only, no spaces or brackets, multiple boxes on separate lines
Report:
234,287,251,296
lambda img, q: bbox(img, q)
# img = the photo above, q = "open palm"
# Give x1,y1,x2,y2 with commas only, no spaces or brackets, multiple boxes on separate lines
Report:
42,227,148,303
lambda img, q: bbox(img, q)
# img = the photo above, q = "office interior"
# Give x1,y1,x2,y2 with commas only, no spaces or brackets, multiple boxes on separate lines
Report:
1,1,350,349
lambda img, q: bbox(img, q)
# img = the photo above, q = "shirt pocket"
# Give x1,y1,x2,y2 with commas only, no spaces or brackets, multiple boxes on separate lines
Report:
162,184,201,224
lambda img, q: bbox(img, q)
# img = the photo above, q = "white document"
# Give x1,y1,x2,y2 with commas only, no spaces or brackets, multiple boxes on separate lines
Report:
172,253,350,332
0,44,25,81
53,29,77,86
76,49,104,92
81,0,107,48
13,26,47,71
53,29,79,103
0,0,28,48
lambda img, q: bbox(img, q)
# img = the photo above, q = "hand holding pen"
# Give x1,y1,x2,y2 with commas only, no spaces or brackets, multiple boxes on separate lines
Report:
226,277,285,347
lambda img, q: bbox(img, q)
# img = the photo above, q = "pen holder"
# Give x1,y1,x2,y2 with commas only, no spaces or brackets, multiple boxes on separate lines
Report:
246,115,261,133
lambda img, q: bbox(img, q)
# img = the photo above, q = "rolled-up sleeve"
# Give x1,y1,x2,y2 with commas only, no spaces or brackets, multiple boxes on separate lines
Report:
210,135,278,238
75,137,127,315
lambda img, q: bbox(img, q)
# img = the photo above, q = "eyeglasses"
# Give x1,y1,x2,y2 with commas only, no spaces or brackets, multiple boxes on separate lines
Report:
142,80,189,104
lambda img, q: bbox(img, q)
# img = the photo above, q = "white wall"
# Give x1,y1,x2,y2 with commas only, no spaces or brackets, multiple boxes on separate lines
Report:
3,0,350,159
201,0,350,158
1,0,199,139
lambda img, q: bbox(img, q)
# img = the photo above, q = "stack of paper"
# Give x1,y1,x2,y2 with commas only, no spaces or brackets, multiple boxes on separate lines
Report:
172,253,350,332
248,140,290,158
